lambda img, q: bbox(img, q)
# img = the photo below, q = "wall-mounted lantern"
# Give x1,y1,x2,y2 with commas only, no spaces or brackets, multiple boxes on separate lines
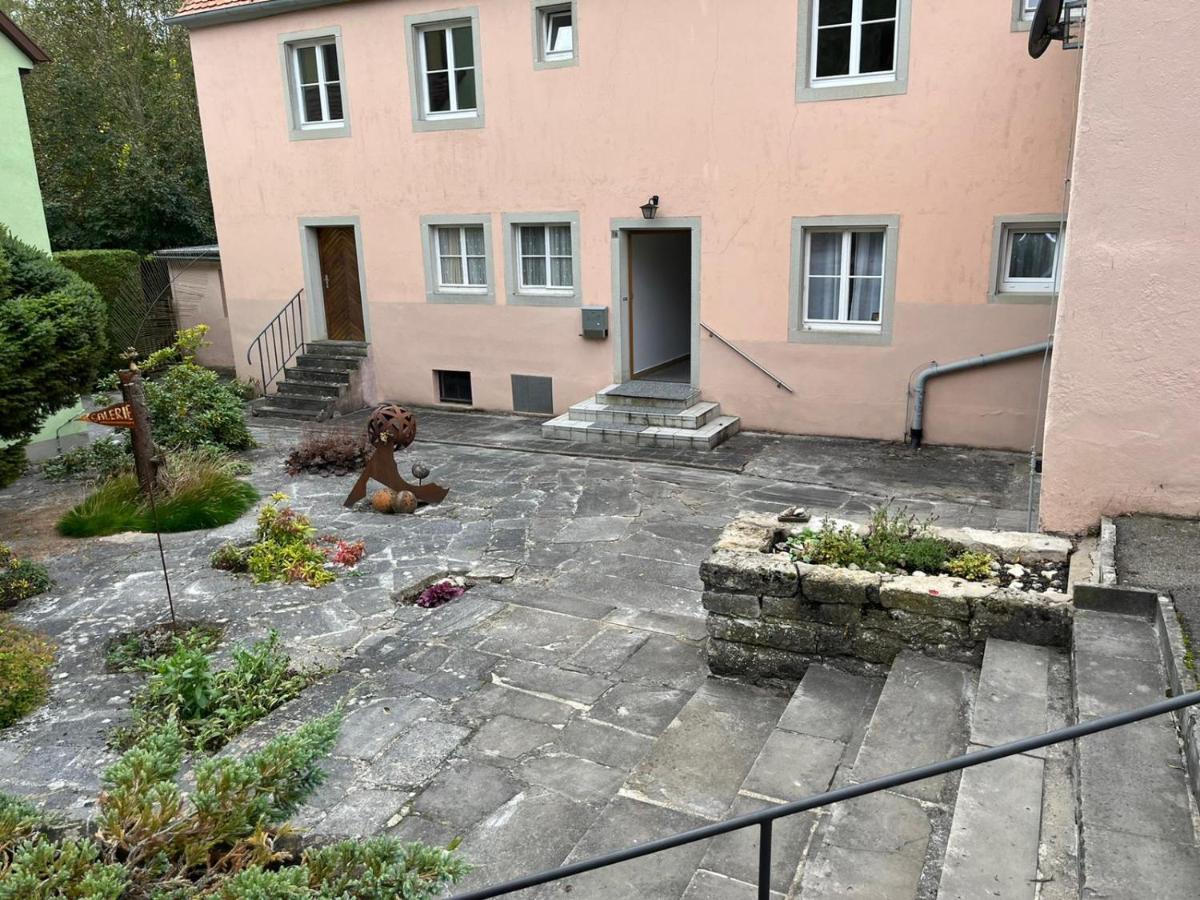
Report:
640,195,660,220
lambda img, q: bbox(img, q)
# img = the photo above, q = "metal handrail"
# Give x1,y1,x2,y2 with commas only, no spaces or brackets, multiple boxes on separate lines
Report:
246,288,304,396
451,689,1200,899
700,321,794,393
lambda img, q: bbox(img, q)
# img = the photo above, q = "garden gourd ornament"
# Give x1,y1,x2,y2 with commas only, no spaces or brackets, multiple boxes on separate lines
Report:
342,404,450,508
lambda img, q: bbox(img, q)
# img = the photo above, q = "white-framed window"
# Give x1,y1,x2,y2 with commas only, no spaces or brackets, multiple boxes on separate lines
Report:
1021,0,1039,20
803,228,886,331
518,224,574,293
999,225,1062,294
418,21,477,119
290,39,343,127
539,4,574,61
812,0,898,87
435,225,488,291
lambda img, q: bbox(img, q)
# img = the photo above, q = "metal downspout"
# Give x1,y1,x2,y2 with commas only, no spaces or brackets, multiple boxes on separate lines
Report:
908,340,1053,448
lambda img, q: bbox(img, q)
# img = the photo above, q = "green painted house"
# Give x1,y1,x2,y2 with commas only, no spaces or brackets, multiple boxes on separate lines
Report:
0,10,50,252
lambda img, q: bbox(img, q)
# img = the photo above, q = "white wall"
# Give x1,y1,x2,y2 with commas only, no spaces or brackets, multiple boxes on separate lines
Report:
630,230,691,375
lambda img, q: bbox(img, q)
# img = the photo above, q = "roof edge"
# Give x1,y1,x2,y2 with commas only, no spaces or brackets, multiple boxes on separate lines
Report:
0,10,50,64
167,0,349,29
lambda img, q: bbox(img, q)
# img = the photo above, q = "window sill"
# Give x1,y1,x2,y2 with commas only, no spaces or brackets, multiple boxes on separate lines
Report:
509,289,581,308
427,288,495,305
414,111,484,133
288,121,352,141
789,323,891,346
988,290,1057,305
535,53,577,70
796,76,905,103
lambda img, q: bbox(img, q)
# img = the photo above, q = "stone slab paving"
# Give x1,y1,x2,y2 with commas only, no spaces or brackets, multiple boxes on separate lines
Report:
0,411,1035,893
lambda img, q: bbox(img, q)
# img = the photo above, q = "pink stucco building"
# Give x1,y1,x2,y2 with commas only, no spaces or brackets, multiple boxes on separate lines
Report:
171,0,1082,452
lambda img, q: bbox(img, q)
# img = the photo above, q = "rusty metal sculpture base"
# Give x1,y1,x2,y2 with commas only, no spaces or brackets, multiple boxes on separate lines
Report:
344,447,448,508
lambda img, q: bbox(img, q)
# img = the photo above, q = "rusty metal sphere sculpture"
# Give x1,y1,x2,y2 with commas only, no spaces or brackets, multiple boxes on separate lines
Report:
366,404,417,451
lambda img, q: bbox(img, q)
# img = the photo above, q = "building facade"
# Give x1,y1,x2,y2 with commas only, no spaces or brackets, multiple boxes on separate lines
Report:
0,11,51,252
1039,0,1200,533
174,0,1080,450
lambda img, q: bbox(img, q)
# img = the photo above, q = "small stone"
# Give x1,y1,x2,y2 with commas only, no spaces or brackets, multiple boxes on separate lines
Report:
912,570,927,578
1041,569,1057,580
989,561,1002,571
1006,564,1026,578
848,563,860,571
1010,581,1024,592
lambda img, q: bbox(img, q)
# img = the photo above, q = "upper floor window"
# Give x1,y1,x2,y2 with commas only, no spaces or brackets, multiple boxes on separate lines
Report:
406,9,485,131
813,0,897,85
419,23,477,118
280,30,350,140
542,5,573,60
293,40,343,126
796,0,910,102
1021,0,1038,19
1000,226,1062,294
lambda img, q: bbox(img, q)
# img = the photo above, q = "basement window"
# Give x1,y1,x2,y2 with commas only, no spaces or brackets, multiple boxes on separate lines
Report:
436,370,473,405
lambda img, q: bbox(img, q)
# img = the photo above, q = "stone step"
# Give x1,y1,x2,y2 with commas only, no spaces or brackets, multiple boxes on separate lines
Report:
295,353,363,371
275,379,342,399
284,365,352,385
254,404,324,421
936,639,1054,900
265,393,332,412
695,664,880,896
568,398,721,430
305,339,369,357
597,381,700,409
799,652,973,899
541,415,740,450
1072,609,1200,898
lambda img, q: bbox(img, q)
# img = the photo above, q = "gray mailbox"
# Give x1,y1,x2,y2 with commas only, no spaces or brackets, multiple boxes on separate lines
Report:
581,306,609,339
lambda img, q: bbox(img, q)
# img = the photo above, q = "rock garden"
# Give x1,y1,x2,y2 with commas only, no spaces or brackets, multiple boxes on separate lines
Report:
702,508,1075,680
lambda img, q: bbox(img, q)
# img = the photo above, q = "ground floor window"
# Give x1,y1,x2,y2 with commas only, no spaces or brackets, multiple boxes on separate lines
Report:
436,225,488,290
999,225,1062,295
518,224,574,292
803,228,886,329
436,370,473,404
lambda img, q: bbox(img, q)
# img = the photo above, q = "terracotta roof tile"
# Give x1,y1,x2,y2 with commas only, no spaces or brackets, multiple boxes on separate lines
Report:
175,0,264,18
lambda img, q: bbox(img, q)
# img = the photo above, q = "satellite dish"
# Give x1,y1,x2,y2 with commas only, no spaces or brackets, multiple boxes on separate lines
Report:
1029,0,1066,59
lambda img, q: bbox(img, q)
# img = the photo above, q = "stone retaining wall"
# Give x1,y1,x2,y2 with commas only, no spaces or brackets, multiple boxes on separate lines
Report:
701,513,1074,680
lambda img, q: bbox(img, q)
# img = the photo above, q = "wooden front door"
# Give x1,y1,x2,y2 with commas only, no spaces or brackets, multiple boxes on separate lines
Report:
316,226,365,341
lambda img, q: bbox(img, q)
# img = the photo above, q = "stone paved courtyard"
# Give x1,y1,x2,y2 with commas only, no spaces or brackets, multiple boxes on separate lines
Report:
0,410,1037,894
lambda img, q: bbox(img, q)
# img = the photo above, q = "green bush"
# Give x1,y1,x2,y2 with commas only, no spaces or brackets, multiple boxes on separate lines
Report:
0,618,55,729
39,437,132,483
218,495,351,589
115,632,319,753
943,550,997,581
53,249,140,368
56,449,258,537
0,545,51,608
788,505,955,574
105,623,221,673
0,228,108,487
0,441,27,487
143,361,254,453
1,712,467,898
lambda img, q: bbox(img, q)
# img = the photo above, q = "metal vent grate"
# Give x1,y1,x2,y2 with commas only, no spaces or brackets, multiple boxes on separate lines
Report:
511,374,553,415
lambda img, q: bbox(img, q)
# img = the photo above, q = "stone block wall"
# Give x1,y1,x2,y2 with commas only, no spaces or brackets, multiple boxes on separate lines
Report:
701,513,1074,681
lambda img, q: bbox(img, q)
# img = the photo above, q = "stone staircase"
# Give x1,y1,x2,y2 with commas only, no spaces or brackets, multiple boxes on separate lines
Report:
533,621,1200,898
254,340,369,421
542,381,741,450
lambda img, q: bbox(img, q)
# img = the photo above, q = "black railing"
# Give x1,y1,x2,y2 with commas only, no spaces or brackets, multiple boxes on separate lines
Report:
247,289,305,396
451,689,1200,899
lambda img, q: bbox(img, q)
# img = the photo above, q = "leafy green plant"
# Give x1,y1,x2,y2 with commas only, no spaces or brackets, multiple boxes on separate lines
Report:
138,323,211,375
39,437,131,483
0,709,466,897
0,443,26,488
56,449,258,537
788,505,956,574
0,618,55,729
143,361,254,454
217,495,362,589
0,545,51,608
0,228,108,487
115,633,319,753
944,550,997,581
104,624,222,673
53,249,141,370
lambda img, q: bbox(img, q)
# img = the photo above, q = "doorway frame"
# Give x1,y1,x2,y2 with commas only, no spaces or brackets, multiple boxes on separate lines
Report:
609,216,701,389
298,215,372,342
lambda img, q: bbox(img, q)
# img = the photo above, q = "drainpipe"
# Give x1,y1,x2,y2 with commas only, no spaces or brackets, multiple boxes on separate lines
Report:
908,340,1052,448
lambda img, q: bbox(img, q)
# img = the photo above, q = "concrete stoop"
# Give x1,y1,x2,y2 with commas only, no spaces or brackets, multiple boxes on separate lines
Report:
543,382,741,450
254,339,369,421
